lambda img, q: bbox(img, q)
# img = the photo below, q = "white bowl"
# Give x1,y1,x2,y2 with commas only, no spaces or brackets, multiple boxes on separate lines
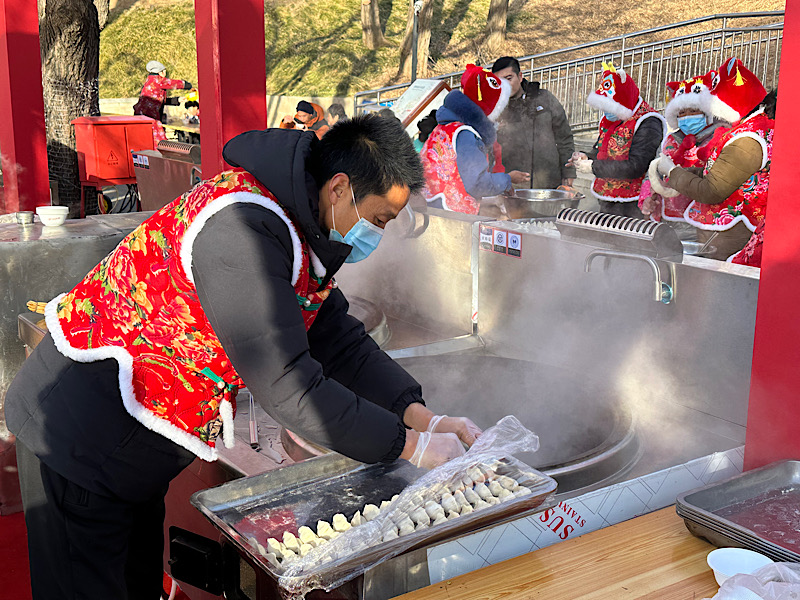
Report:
707,547,774,586
36,205,69,227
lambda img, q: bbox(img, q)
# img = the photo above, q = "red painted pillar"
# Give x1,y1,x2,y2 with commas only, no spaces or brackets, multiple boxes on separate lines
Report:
0,0,50,213
194,0,268,178
744,0,800,470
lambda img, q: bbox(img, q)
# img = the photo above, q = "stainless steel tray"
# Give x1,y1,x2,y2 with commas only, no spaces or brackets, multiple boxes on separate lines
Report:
191,452,556,581
677,460,800,559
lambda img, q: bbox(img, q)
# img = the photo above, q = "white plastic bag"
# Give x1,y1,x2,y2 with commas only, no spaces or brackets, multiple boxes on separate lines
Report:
277,415,549,598
707,563,800,600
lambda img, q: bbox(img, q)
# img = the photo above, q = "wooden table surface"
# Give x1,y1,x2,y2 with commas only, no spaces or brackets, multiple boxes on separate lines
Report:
397,507,720,599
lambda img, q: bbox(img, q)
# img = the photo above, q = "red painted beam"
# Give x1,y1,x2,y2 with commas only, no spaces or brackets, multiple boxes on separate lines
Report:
744,0,800,469
0,0,50,213
194,0,268,178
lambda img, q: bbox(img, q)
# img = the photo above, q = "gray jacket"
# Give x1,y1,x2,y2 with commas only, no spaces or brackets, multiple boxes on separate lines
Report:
496,79,576,188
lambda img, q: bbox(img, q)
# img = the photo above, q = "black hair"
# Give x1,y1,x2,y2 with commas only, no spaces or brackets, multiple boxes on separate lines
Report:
743,89,777,121
492,56,521,74
377,107,400,121
314,113,425,201
184,100,199,109
328,103,347,119
417,109,438,143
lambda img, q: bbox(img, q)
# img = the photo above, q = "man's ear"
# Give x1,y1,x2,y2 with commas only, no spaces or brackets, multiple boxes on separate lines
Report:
328,173,351,205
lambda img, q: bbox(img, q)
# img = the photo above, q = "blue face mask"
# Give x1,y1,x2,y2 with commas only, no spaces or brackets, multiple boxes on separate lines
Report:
328,184,384,263
603,111,619,122
677,114,708,135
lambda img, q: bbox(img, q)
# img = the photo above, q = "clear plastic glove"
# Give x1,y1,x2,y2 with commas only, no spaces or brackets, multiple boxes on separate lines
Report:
565,151,588,168
574,158,594,174
657,154,676,178
408,431,466,469
427,414,482,446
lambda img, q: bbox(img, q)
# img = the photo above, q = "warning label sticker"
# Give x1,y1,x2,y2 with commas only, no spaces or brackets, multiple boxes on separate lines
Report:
479,224,493,251
107,150,119,166
493,229,507,254
507,232,522,258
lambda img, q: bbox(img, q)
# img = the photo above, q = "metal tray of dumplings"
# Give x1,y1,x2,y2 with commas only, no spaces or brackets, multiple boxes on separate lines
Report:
191,451,557,580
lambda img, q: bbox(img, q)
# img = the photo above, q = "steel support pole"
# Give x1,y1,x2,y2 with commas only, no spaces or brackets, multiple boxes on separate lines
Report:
0,0,50,213
744,0,800,470
411,0,419,83
194,0,268,178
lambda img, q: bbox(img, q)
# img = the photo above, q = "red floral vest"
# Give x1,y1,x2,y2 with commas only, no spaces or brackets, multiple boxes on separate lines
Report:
44,169,333,461
684,112,773,231
421,122,481,215
592,100,665,202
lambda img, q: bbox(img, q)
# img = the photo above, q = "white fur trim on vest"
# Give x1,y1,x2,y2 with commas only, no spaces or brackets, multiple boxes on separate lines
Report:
648,156,679,198
44,294,220,462
308,249,326,280
220,398,235,449
181,191,303,287
488,78,512,123
586,92,636,121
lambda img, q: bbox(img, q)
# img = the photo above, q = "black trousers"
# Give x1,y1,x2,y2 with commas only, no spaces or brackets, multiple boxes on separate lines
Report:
16,440,168,600
597,199,645,219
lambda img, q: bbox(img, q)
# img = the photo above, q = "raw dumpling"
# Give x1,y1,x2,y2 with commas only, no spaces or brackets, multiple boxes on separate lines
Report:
333,513,352,533
453,490,469,509
431,514,448,526
441,493,458,514
410,507,431,526
351,510,364,527
415,521,429,531
424,500,445,520
460,503,474,515
298,526,321,547
380,500,392,511
515,486,532,497
488,480,503,496
467,466,486,484
474,482,492,500
447,510,460,520
397,517,415,536
464,487,481,506
267,537,285,556
317,520,338,541
363,504,380,521
498,488,514,502
282,531,300,553
461,475,473,489
382,522,399,540
497,475,517,490
282,548,297,562
391,494,399,502
473,499,491,511
486,496,500,506
264,552,281,568
299,543,314,557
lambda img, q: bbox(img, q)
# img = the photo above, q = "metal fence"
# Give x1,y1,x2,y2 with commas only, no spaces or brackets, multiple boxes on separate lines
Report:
354,11,783,132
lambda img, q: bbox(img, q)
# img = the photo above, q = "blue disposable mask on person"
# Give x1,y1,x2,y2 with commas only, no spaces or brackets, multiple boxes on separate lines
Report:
677,114,708,135
603,111,619,122
328,184,384,263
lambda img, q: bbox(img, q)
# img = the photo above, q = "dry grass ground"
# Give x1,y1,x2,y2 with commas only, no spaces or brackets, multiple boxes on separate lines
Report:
99,0,784,98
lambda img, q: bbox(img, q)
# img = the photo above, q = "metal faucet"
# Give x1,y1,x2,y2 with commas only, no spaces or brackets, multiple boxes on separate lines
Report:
584,249,674,304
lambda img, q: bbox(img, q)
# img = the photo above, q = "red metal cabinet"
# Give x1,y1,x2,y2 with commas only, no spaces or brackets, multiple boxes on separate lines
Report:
72,115,155,183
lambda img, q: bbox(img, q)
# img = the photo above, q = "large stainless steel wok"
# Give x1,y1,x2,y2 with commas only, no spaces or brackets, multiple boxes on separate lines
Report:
283,354,639,495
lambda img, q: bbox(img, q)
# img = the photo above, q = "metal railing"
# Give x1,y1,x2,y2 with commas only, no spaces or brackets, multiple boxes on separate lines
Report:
354,11,783,132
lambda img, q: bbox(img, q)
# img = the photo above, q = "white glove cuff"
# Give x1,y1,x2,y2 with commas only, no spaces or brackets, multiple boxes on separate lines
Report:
427,414,447,433
409,431,431,467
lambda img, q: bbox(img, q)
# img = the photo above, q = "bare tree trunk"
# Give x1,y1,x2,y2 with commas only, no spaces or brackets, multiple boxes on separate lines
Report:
398,0,433,79
360,0,386,49
486,0,508,51
38,0,103,216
